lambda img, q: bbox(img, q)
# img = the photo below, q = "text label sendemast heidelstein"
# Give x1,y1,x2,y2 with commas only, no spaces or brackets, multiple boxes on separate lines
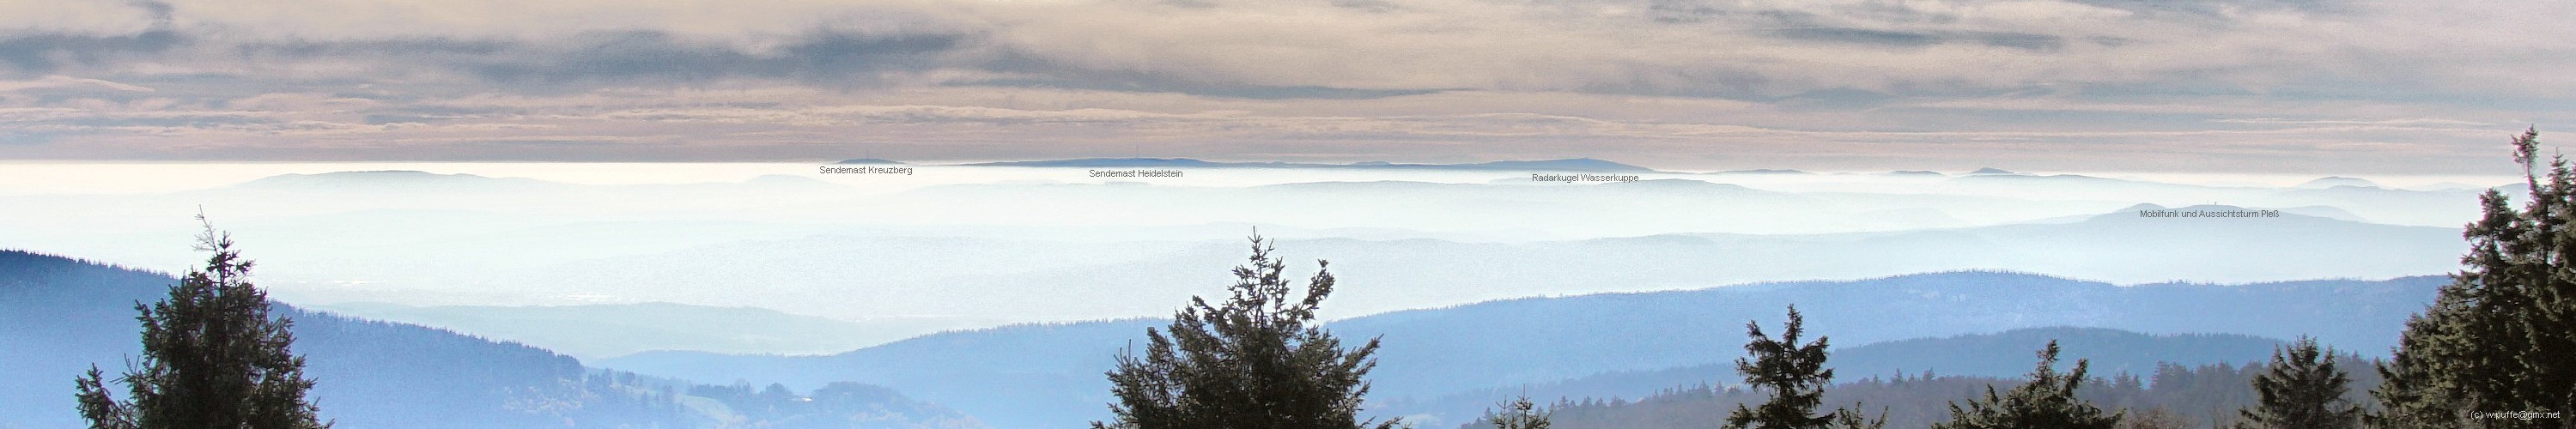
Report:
820,166,914,175
1532,173,1641,183
2138,208,2280,218
1087,169,1183,178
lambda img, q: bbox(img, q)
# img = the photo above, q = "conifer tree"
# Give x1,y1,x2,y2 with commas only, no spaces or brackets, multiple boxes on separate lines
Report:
1726,305,1885,429
2238,336,2360,429
1933,341,2121,429
74,215,328,429
1091,233,1398,429
1484,395,1552,429
2373,128,2576,429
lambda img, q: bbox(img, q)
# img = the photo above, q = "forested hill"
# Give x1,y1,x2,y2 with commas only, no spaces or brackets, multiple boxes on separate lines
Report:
1388,327,2309,425
1516,352,2385,429
0,249,982,428
1342,270,2444,402
605,271,2445,426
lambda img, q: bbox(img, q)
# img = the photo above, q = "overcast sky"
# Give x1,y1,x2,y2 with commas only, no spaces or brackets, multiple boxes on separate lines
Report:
1,0,2568,173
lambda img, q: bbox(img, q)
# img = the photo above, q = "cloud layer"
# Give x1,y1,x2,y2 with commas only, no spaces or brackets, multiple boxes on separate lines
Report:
2,0,2569,172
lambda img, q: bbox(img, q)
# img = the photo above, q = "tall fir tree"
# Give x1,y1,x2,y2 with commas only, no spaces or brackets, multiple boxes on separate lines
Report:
2238,337,2360,429
1091,233,1398,429
1932,341,2122,429
1483,395,1552,429
74,215,329,429
1725,305,1885,429
2373,128,2576,429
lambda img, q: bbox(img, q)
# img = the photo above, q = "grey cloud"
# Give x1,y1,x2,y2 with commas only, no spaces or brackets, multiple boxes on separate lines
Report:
1647,0,1724,24
0,30,184,74
969,77,1453,100
1827,1,1961,25
1649,2,1952,26
354,105,518,125
1768,88,1897,110
1573,68,1774,100
957,76,1443,100
469,30,965,88
2,26,972,92
2068,0,2352,20
0,0,2360,105
361,114,454,125
4,111,281,130
52,114,274,129
0,0,2564,172
1642,1,2066,51
240,38,511,58
129,0,174,26
1328,0,1403,13
1972,33,2068,51
0,0,179,75
0,110,277,150
0,130,59,145
973,51,1446,100
1773,27,1940,46
1771,27,2066,51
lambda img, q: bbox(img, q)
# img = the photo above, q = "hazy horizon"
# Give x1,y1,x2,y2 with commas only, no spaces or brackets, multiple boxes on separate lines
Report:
0,160,2488,341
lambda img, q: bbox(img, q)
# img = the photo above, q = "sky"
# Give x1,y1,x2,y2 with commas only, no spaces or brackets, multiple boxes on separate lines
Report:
2,0,2571,173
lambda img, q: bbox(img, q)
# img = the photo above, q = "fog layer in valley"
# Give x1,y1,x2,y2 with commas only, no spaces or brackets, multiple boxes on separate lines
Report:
0,160,2497,355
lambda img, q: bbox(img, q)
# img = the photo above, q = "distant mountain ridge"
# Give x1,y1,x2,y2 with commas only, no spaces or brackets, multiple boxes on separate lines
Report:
599,271,2445,427
455,202,2458,352
0,249,982,428
960,157,1657,172
1383,326,2291,424
313,302,951,360
0,248,660,427
604,319,1167,429
2299,176,2383,189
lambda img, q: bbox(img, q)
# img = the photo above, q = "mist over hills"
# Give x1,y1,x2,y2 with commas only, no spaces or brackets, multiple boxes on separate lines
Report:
1383,327,2295,425
1339,271,2439,402
0,243,2451,427
0,164,2481,384
0,250,981,428
600,271,2443,427
603,319,1165,429
0,165,2484,311
0,162,2493,426
431,203,2458,326
313,302,965,360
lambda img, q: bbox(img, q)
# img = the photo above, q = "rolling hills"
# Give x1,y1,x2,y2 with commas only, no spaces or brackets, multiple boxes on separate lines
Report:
600,271,2444,426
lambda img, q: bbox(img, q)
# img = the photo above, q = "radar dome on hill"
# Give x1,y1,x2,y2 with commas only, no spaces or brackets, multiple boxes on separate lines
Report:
2296,176,2382,189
